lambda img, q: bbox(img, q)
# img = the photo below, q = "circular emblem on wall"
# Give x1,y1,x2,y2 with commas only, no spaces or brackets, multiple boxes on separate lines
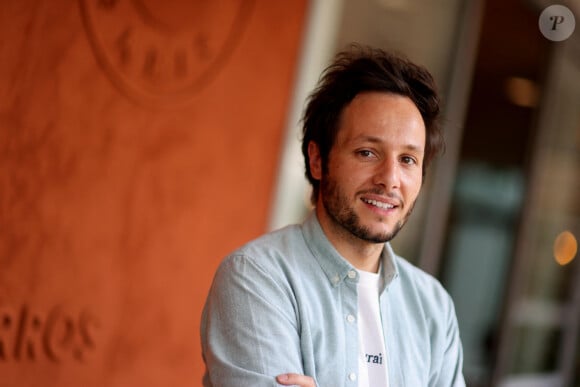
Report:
79,0,254,106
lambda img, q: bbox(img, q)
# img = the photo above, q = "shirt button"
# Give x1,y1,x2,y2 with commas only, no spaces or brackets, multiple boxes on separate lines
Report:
348,372,357,381
346,314,355,323
347,270,357,279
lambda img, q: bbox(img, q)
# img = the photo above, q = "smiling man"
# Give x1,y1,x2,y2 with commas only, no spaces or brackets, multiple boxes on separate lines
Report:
201,46,465,387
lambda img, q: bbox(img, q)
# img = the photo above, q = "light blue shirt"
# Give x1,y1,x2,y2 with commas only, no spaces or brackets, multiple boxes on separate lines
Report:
201,213,465,386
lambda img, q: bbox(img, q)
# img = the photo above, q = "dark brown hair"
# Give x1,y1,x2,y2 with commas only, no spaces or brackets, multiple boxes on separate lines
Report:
302,45,444,203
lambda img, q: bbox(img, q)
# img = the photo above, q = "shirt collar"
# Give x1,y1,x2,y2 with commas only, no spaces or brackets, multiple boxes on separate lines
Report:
301,212,399,292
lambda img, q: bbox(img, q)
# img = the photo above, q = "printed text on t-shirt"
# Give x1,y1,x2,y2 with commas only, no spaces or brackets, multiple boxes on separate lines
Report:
365,353,383,364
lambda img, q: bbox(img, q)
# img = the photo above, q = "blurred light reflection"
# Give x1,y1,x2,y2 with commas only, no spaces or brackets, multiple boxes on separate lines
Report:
553,230,577,266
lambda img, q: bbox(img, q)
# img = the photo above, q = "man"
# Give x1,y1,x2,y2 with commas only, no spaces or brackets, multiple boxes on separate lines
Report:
201,45,465,387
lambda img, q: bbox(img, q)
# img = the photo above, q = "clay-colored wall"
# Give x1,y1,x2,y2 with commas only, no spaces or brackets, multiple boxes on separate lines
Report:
0,1,307,386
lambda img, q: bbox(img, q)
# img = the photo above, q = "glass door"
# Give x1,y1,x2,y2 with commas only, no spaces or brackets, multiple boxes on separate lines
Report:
493,33,580,387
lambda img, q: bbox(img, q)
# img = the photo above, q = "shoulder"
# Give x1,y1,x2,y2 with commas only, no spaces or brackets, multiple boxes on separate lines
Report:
236,223,303,257
226,223,304,267
392,256,455,312
395,257,445,291
211,224,307,288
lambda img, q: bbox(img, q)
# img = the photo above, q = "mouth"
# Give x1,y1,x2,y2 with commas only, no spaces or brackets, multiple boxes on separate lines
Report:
361,198,397,210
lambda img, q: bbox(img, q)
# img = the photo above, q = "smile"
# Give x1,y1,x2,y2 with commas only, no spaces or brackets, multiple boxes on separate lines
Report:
362,198,395,209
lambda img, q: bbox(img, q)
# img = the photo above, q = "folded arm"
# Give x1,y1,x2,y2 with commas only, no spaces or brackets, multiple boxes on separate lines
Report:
201,255,314,386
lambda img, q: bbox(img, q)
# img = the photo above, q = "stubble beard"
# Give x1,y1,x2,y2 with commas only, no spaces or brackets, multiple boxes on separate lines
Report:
320,175,415,244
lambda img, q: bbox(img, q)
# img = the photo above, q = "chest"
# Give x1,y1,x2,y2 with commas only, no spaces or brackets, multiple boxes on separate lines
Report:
293,281,433,386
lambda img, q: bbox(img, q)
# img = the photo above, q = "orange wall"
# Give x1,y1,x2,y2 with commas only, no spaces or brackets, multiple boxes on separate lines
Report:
0,1,307,385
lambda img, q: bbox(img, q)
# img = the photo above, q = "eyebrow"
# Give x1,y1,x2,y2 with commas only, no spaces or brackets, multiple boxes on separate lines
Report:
352,135,424,153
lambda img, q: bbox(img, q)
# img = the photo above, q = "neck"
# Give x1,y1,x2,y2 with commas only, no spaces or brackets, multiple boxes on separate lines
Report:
315,207,383,273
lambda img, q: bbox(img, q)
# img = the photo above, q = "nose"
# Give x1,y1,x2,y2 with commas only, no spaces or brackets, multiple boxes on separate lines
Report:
373,157,400,189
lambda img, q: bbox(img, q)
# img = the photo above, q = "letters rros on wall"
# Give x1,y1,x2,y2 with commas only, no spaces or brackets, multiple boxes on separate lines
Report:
0,304,99,363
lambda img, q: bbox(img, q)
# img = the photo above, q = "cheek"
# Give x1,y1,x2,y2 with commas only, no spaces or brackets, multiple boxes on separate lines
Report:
328,157,359,183
402,174,423,198
328,168,368,197
348,169,375,189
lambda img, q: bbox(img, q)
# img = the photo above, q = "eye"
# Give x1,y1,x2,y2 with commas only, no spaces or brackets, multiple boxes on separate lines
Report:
356,149,376,159
400,155,418,165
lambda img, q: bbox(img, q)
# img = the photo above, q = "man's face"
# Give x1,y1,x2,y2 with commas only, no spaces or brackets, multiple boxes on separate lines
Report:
311,92,425,244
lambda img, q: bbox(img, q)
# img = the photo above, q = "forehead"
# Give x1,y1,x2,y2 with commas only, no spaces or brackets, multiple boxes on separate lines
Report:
336,92,426,147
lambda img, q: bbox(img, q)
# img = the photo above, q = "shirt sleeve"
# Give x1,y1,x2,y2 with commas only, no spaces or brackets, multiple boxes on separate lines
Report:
430,293,466,387
201,254,307,387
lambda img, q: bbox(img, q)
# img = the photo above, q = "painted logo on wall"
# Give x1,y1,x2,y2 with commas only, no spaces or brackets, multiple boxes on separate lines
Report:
79,0,254,105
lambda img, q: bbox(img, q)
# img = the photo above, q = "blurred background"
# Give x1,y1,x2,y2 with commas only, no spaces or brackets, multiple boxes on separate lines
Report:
0,0,578,386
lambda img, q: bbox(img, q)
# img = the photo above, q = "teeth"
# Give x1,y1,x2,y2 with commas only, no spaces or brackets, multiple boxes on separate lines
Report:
363,198,394,209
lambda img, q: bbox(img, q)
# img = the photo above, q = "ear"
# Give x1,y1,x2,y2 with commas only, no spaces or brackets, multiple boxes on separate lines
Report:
308,141,322,180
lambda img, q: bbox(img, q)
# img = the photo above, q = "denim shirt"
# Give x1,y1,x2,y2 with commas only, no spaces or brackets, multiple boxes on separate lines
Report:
201,213,465,386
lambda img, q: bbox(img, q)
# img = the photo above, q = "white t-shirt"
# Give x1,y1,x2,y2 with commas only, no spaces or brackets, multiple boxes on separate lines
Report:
357,269,389,387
